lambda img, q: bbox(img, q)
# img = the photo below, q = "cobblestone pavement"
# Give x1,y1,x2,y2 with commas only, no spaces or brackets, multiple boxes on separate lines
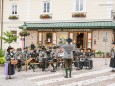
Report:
0,58,115,86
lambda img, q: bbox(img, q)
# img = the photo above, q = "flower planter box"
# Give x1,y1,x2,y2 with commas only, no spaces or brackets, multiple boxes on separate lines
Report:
9,15,19,20
40,14,52,19
95,54,104,58
72,13,86,18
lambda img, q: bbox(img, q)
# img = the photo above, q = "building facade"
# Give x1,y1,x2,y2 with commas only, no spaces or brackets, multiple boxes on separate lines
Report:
1,0,115,52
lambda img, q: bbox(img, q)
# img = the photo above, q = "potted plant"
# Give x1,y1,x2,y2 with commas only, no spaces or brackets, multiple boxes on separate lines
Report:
0,49,5,66
106,52,110,58
19,30,30,37
95,51,104,58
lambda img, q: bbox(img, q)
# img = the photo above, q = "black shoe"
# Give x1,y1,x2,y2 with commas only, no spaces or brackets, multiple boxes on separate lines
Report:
111,70,115,72
51,70,56,72
64,76,68,78
42,69,45,71
5,77,8,80
76,68,81,70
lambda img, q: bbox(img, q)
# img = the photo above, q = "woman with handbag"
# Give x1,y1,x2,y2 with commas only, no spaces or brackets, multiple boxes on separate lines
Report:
5,46,16,80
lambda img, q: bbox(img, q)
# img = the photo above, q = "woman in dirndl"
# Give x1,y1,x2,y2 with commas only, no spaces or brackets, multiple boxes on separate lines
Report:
5,46,15,80
110,42,115,72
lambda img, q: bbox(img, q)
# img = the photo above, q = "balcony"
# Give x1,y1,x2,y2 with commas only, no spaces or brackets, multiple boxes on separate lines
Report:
72,13,86,18
40,14,52,19
8,15,19,20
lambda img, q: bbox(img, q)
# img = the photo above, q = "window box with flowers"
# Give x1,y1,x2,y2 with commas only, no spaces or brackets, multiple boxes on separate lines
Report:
8,15,19,20
40,14,52,19
72,13,86,18
19,30,30,37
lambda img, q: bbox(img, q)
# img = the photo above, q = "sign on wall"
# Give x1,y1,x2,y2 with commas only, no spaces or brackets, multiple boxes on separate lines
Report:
37,29,91,32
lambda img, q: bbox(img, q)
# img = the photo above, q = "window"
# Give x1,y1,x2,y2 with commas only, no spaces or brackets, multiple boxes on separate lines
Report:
12,4,17,15
75,0,85,12
43,1,50,13
11,31,17,42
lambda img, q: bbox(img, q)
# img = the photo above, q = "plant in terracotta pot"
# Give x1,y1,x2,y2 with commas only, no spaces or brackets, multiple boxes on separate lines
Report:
19,30,30,37
106,52,110,58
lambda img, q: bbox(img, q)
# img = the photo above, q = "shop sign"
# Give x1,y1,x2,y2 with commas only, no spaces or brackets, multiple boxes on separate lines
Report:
38,29,91,32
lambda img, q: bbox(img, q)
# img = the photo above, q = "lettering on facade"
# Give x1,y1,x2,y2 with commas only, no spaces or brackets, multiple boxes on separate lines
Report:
98,4,113,6
38,29,91,32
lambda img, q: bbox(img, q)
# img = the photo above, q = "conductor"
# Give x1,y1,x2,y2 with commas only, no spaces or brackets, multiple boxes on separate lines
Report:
61,38,75,78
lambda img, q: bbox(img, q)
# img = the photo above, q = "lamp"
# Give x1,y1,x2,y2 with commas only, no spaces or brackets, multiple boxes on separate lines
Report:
22,22,27,49
111,10,115,21
23,22,27,30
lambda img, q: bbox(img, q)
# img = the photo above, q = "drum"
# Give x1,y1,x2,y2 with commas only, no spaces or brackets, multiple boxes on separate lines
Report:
42,58,47,62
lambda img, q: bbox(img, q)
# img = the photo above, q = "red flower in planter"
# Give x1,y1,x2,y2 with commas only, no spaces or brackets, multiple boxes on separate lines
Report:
72,13,86,18
40,14,52,19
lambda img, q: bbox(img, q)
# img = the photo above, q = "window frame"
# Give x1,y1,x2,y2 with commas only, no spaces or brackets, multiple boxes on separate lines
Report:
42,1,51,14
11,4,18,15
73,0,86,12
11,30,17,42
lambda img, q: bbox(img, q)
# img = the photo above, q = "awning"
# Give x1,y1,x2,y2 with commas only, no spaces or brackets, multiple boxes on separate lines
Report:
19,21,115,29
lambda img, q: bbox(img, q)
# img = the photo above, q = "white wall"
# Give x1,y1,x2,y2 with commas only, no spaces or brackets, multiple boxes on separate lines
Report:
1,0,115,50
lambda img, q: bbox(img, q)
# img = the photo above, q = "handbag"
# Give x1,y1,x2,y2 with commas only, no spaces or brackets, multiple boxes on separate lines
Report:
11,59,18,65
80,58,85,62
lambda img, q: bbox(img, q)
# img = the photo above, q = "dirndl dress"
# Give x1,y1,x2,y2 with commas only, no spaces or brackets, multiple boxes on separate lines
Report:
5,62,15,76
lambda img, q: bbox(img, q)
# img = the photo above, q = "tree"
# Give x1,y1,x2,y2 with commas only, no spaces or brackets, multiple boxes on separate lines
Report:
0,31,19,46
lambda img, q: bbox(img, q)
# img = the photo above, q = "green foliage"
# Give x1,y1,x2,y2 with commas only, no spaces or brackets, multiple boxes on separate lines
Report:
95,51,104,56
0,31,19,46
9,15,18,19
0,49,4,57
0,57,5,64
19,30,30,37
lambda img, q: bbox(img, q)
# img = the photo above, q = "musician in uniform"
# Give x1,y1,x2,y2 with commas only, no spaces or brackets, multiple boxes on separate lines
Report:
61,38,75,78
84,48,94,69
110,42,115,72
39,48,48,71
28,49,38,70
23,47,30,61
50,46,58,72
5,46,15,80
76,49,85,70
15,48,23,72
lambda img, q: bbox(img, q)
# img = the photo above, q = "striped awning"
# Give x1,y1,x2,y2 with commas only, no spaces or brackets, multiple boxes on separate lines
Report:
19,21,115,29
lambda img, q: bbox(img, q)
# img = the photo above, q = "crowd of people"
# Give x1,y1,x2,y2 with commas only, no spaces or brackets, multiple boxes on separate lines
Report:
4,39,115,79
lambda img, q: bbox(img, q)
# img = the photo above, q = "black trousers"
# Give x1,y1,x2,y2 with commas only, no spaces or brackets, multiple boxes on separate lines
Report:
17,60,22,69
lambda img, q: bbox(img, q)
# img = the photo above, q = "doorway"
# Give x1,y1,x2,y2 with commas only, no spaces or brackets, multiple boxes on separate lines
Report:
76,33,84,48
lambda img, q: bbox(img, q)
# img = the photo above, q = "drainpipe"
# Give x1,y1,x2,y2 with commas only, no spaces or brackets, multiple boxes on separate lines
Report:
0,0,3,49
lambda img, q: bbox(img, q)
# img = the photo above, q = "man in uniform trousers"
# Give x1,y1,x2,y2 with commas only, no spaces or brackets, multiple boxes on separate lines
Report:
39,48,48,71
28,49,38,70
15,48,23,72
61,38,75,78
110,42,115,72
50,46,58,72
23,47,30,61
84,48,93,69
76,49,85,70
